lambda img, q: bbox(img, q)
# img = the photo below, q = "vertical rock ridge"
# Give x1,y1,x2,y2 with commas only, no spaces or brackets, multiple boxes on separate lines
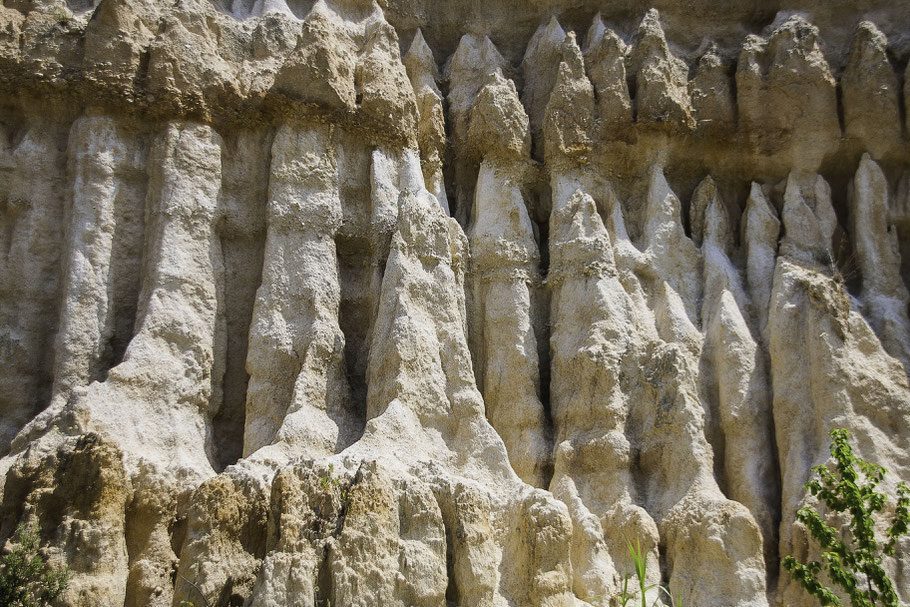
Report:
0,122,67,455
445,32,508,224
51,116,147,417
469,159,549,487
698,178,779,572
465,68,552,488
84,121,225,476
770,219,910,607
584,15,633,140
640,164,702,326
779,171,838,267
244,124,357,462
521,16,567,153
212,128,272,469
34,120,229,607
741,182,780,342
842,22,901,158
363,188,477,440
547,176,768,607
404,29,448,211
849,154,910,371
548,181,654,603
543,31,595,163
626,8,694,132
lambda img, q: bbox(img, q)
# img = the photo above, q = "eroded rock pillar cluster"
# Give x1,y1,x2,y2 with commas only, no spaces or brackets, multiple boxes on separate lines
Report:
0,2,909,606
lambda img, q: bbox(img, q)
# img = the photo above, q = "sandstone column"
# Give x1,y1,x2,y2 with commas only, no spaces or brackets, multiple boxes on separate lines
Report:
244,124,356,460
52,116,147,407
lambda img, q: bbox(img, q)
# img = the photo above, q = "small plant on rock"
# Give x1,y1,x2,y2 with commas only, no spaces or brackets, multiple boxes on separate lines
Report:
52,7,71,24
0,524,69,607
783,428,910,607
602,537,682,607
178,574,211,607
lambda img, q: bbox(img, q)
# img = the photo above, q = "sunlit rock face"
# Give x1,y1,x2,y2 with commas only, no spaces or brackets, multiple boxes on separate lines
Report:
1,2,910,606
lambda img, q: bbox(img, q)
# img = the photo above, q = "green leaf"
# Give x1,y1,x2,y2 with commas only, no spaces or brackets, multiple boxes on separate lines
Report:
784,428,909,607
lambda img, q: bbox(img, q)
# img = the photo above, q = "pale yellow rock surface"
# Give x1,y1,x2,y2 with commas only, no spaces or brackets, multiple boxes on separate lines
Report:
0,2,909,607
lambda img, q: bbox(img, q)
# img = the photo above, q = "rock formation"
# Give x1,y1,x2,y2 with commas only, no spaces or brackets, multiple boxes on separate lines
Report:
1,2,910,606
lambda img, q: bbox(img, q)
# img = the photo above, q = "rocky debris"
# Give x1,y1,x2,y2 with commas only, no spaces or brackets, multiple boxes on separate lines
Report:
1,3,910,607
0,434,131,606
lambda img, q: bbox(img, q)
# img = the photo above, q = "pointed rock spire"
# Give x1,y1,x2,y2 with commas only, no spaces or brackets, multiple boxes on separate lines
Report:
274,0,357,109
690,175,733,252
642,164,702,322
741,183,779,340
842,21,901,156
549,189,615,287
584,14,632,137
689,174,714,248
356,12,419,139
521,16,567,142
627,9,694,131
689,42,735,133
736,15,839,168
699,184,744,323
780,172,838,267
467,70,531,160
469,160,549,487
446,33,509,224
851,155,904,297
893,169,910,227
404,29,441,97
543,32,594,162
446,33,508,147
404,30,447,206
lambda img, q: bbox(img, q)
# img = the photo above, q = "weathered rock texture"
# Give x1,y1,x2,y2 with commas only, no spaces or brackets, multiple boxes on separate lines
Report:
1,2,910,606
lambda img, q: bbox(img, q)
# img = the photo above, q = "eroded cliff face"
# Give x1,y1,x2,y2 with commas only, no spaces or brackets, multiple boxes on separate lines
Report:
1,1,910,606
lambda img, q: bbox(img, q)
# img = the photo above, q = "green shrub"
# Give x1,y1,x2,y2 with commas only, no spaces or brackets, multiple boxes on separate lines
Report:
0,524,69,607
783,428,910,607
